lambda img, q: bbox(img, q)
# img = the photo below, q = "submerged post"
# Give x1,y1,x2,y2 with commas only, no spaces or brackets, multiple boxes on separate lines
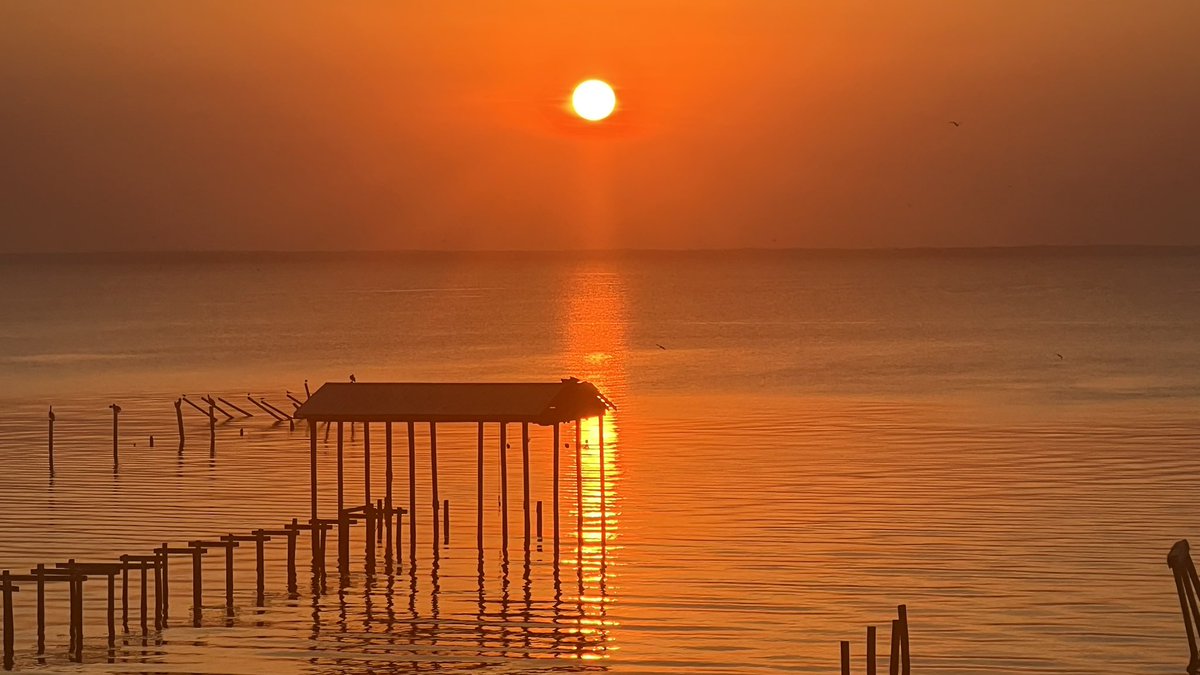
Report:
890,619,900,675
841,640,851,675
575,420,583,540
208,399,216,454
36,564,46,653
898,604,911,675
191,544,203,627
109,403,121,468
536,500,543,540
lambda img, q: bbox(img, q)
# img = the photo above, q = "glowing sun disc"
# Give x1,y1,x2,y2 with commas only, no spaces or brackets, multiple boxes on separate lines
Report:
572,80,616,121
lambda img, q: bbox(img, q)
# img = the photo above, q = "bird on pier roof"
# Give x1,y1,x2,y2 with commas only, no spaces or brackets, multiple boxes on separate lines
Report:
349,374,356,383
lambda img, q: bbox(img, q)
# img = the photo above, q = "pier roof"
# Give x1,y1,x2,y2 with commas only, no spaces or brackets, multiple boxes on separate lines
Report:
292,378,612,425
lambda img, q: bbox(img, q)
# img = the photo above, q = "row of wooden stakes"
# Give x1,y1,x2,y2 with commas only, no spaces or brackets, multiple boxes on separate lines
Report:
45,390,305,473
839,604,912,675
0,502,417,669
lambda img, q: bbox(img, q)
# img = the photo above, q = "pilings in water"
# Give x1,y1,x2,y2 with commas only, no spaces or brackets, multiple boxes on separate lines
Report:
837,606,909,675
175,399,184,450
108,404,121,469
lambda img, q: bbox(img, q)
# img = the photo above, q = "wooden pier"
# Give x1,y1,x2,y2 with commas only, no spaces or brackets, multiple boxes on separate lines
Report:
2,378,613,669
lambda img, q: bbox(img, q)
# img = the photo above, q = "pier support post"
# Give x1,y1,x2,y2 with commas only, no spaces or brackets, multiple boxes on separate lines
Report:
142,559,150,633
552,422,560,554
522,423,530,548
500,423,509,546
841,640,851,675
364,422,372,550
337,422,347,573
225,539,235,615
407,422,416,557
2,571,15,669
36,564,45,653
208,400,216,454
430,422,439,552
309,419,318,570
287,518,298,596
476,422,484,552
106,572,115,645
890,619,900,675
598,414,606,541
868,625,877,675
191,544,203,627
575,420,582,542
255,531,266,606
385,422,393,554
898,604,911,675
536,500,543,541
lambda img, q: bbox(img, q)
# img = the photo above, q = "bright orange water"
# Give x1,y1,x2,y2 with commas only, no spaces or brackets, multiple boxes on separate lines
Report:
1,250,1198,673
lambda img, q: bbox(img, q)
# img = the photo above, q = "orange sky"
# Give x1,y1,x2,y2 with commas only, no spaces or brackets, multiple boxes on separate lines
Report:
2,1,1199,251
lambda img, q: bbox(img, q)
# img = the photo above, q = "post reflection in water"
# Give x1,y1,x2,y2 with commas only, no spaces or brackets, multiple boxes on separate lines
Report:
278,268,625,672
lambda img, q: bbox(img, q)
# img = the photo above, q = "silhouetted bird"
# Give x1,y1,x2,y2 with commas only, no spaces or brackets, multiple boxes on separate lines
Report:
657,343,667,350
948,120,961,127
349,374,356,383
1055,353,1064,360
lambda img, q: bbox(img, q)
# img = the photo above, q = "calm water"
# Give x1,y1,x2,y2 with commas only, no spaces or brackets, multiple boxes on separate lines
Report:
1,249,1199,674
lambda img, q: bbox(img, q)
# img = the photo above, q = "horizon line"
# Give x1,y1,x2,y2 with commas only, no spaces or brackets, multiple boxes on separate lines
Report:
3,244,1200,258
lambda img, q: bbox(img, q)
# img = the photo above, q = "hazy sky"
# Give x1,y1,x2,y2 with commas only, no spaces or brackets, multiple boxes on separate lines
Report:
2,1,1199,251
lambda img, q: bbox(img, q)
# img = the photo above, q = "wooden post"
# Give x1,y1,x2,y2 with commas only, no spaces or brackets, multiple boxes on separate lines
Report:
385,422,393,550
225,540,235,613
143,558,150,633
304,380,311,398
521,422,531,547
48,406,55,474
255,530,266,606
536,501,543,540
208,399,216,454
337,422,347,570
376,499,383,544
364,422,372,545
476,422,484,551
430,422,439,549
2,571,15,667
868,625,877,675
443,499,450,546
840,640,850,675
890,619,900,675
395,509,404,561
175,398,184,450
598,414,606,539
110,403,121,468
898,604,911,675
500,423,509,545
192,544,203,627
36,564,45,653
120,559,128,631
574,420,583,539
309,419,318,568
159,543,170,625
106,572,115,644
407,422,416,556
552,422,560,552
287,518,298,595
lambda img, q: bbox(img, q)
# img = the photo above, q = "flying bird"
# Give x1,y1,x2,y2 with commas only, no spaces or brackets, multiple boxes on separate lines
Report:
1055,353,1063,360
948,120,961,127
657,343,667,350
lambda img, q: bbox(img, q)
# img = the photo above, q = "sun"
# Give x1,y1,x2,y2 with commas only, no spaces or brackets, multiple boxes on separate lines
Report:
572,80,617,122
